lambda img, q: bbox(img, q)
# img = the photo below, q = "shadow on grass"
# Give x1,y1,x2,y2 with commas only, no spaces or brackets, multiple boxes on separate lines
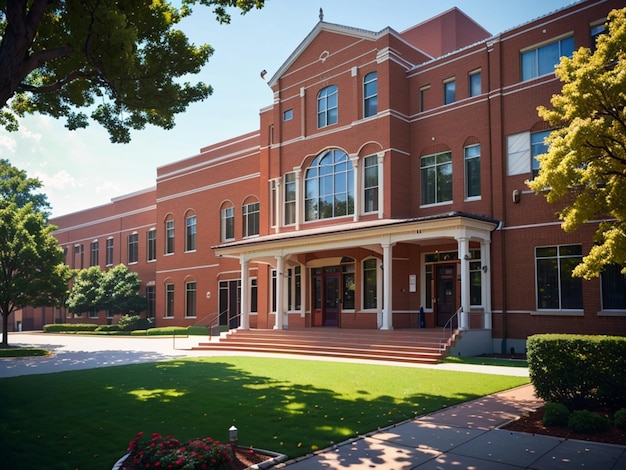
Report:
0,357,526,470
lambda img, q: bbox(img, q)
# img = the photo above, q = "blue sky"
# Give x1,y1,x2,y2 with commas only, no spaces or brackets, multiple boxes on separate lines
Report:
1,0,575,217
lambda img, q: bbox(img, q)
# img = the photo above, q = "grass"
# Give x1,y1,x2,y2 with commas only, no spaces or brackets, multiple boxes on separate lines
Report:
0,347,50,358
0,356,528,470
443,355,529,368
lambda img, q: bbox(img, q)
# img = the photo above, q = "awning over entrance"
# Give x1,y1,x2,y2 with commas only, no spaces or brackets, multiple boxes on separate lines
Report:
213,211,499,331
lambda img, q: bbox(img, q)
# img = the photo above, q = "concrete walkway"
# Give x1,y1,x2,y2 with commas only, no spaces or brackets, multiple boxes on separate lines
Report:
3,332,626,469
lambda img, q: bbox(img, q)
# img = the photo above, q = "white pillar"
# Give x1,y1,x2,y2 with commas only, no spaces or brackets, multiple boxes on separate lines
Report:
274,255,284,329
377,152,385,219
381,242,394,330
481,240,492,330
239,256,250,330
273,178,281,234
457,237,470,330
294,168,302,230
351,155,360,222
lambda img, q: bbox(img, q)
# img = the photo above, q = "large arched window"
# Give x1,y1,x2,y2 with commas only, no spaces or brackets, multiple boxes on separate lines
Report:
305,149,354,221
317,85,338,128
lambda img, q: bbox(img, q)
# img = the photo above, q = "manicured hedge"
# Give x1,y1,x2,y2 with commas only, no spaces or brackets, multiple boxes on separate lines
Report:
527,334,626,409
43,323,98,333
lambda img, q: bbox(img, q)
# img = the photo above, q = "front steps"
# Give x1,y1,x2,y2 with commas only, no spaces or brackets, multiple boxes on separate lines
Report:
192,328,457,364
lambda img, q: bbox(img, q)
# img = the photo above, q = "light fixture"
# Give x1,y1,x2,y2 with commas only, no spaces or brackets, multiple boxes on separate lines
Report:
463,254,471,260
229,425,238,448
482,265,488,273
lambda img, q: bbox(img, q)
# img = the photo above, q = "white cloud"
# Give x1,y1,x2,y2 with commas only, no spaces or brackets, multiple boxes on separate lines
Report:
36,170,76,190
0,135,17,154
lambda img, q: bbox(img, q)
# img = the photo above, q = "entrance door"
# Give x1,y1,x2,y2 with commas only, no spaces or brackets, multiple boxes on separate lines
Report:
218,280,241,329
435,265,457,327
323,274,340,326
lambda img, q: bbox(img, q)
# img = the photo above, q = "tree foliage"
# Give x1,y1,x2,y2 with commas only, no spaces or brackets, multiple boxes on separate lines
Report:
527,7,626,278
67,264,146,316
0,158,51,217
0,202,67,346
0,0,265,143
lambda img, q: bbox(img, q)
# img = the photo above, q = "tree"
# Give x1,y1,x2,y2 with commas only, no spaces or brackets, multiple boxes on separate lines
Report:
67,264,146,317
0,158,51,217
0,0,265,143
0,202,67,346
527,7,626,279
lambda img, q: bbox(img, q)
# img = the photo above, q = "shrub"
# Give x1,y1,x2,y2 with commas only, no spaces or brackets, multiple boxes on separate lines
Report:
542,402,570,427
614,408,626,431
527,334,626,409
95,324,120,332
146,326,188,336
187,325,210,336
117,314,141,331
43,323,98,333
568,409,611,434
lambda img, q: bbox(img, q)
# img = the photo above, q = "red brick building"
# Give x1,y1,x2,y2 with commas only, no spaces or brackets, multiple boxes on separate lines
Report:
20,0,626,354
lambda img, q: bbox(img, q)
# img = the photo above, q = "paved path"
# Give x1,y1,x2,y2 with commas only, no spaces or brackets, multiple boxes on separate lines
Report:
3,332,625,469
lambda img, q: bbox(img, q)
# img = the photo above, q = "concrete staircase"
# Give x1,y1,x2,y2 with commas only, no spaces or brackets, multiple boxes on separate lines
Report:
192,328,457,364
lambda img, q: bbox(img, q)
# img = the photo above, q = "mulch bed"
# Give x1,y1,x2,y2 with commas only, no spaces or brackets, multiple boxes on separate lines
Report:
502,406,626,446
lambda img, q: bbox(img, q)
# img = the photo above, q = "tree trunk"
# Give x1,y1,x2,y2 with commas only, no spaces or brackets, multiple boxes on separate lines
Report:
1,312,9,348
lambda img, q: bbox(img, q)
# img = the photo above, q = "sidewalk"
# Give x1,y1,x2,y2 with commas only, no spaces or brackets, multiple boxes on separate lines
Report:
3,332,626,469
277,385,626,469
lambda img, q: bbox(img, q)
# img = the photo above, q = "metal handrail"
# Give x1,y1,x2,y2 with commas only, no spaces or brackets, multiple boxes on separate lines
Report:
440,306,462,351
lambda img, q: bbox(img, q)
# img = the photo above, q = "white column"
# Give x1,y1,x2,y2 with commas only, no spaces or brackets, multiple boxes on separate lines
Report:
481,240,492,330
299,265,306,318
294,167,302,230
273,178,281,234
457,236,470,330
381,242,394,330
377,152,385,219
274,255,284,329
239,256,250,330
351,155,360,222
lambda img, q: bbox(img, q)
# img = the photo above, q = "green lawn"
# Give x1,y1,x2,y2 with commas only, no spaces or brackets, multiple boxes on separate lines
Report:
0,357,528,470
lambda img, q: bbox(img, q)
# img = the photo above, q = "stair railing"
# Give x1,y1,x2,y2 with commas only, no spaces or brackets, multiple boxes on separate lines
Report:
440,306,462,352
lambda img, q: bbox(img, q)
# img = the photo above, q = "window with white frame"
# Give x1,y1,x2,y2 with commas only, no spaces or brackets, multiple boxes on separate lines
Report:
531,130,551,179
363,72,377,118
147,229,156,261
185,215,196,252
284,172,296,225
221,205,235,241
283,109,293,121
317,85,338,128
535,245,583,310
305,149,354,221
243,201,259,237
362,258,378,309
363,155,379,213
165,219,175,254
469,70,481,97
601,265,626,311
420,152,452,205
465,144,481,198
165,283,174,317
185,281,196,317
128,233,138,264
419,85,430,112
146,285,156,318
106,238,114,266
287,266,301,311
90,241,99,266
444,78,456,104
521,36,574,81
250,278,258,313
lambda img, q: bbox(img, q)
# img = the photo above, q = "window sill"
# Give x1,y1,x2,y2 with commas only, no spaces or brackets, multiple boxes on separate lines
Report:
598,310,626,316
531,310,584,316
184,250,197,254
420,201,453,209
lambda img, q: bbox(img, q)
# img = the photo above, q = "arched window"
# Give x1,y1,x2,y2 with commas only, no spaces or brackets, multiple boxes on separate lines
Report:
305,149,354,221
317,85,338,128
242,198,260,238
220,202,234,242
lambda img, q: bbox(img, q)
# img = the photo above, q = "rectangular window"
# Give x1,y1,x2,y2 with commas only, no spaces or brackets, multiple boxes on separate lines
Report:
243,202,260,237
146,286,156,318
128,233,138,264
444,78,456,105
185,281,196,317
531,130,550,179
147,229,156,261
165,219,175,254
535,245,583,310
363,155,379,213
590,23,607,52
73,244,84,269
469,70,481,97
250,278,258,313
363,259,378,309
283,109,293,121
464,144,481,199
284,173,296,225
521,36,575,81
419,85,430,112
363,72,378,118
286,266,302,311
89,308,98,319
601,265,626,310
470,256,482,306
165,284,174,318
90,241,99,267
222,207,234,241
186,215,196,251
421,152,452,205
106,238,114,266
343,263,355,310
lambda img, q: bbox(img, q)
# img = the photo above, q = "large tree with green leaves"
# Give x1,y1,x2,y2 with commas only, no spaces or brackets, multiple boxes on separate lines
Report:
528,7,626,279
0,0,264,143
67,264,146,316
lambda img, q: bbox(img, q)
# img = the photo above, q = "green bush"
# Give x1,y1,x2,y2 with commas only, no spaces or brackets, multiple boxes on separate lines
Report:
117,314,141,331
43,323,98,333
146,326,188,336
614,408,626,430
542,402,570,427
187,326,210,336
568,409,611,434
95,324,120,332
527,334,626,409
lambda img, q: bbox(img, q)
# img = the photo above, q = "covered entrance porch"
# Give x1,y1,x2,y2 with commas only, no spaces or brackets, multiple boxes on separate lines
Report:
213,212,498,333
